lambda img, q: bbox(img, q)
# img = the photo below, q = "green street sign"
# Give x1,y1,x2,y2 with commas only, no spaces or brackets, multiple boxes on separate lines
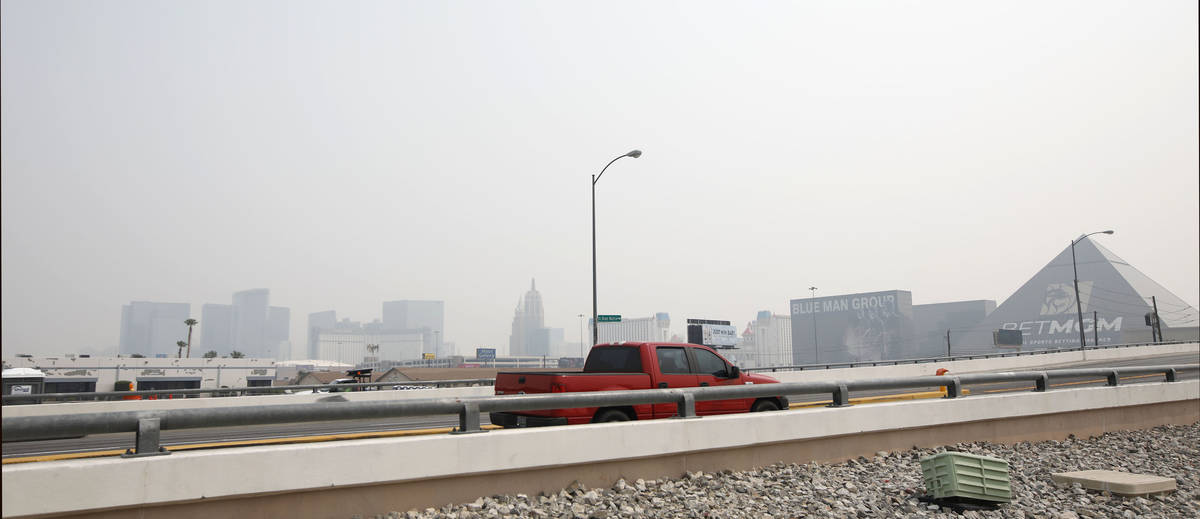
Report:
597,315,622,323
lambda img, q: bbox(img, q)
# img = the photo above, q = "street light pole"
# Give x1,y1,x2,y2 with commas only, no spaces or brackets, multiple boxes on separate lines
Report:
1071,230,1114,348
592,149,642,347
808,286,819,363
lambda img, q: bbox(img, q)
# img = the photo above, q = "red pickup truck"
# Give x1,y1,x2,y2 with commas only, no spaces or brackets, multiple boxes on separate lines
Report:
489,342,786,427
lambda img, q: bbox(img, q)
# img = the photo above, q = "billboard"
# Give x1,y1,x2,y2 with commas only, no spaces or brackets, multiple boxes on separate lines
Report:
790,290,915,364
701,324,738,347
686,319,738,348
475,348,497,361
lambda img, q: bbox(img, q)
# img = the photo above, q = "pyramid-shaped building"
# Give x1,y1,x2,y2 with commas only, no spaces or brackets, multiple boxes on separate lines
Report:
958,237,1198,352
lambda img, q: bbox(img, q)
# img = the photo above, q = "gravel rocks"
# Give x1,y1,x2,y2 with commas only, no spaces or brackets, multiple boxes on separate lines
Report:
365,422,1199,519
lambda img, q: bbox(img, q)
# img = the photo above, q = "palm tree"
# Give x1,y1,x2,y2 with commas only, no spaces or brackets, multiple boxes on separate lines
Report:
230,350,245,359
203,350,218,359
176,341,187,358
184,319,198,358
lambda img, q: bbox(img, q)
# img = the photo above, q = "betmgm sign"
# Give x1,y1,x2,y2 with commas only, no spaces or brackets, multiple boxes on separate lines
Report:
995,282,1123,348
789,290,916,365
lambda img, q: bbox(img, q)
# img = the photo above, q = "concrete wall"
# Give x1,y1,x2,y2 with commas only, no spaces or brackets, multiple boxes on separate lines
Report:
764,341,1197,383
4,379,1196,518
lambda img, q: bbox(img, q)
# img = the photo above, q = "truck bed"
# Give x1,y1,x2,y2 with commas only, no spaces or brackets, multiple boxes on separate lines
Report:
494,371,651,395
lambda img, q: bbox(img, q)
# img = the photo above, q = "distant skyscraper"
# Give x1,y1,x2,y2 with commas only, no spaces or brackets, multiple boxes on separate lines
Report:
509,279,547,356
307,310,337,359
266,306,290,358
197,289,290,358
382,300,445,354
232,289,269,356
530,327,565,357
119,301,191,357
590,313,672,345
308,313,427,364
736,311,792,368
200,303,234,352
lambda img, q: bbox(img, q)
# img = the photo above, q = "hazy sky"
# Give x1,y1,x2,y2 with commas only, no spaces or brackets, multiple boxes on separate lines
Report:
3,1,1197,357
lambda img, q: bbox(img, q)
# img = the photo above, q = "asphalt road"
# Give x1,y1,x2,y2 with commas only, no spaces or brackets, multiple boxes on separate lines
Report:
4,352,1196,459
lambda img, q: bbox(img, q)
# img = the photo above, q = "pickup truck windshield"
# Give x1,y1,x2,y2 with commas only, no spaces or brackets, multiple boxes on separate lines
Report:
583,346,643,373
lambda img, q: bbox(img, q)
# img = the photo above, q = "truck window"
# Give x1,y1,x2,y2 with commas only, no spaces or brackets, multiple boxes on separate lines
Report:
583,347,643,373
656,347,691,374
691,348,728,376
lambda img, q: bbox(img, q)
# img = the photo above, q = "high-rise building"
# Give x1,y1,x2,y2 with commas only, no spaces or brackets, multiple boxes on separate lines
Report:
197,289,290,358
590,313,672,345
232,289,269,357
734,311,792,368
119,302,191,357
314,329,425,366
529,327,565,357
309,314,426,365
382,300,444,355
266,306,290,359
509,279,546,356
307,310,337,359
199,303,234,352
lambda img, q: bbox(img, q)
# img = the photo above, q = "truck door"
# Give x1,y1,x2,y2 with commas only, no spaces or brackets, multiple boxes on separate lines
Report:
651,346,699,418
690,347,746,414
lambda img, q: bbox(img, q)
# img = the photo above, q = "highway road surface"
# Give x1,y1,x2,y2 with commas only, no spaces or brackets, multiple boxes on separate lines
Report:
4,352,1196,460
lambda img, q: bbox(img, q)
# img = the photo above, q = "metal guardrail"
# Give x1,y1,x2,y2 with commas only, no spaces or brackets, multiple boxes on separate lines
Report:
3,364,1195,458
1,379,496,405
743,340,1194,373
4,340,1191,405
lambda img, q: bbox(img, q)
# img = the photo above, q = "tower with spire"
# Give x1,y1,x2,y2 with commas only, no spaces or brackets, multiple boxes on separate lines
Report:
509,279,547,356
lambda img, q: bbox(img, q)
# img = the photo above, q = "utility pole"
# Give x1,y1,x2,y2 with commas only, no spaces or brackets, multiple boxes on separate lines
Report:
946,329,951,358
808,286,819,364
1151,296,1163,342
591,150,642,347
1071,239,1086,348
1092,311,1098,347
1069,230,1115,348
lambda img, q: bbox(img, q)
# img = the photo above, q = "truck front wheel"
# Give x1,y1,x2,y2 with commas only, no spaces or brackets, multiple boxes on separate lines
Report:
592,409,632,423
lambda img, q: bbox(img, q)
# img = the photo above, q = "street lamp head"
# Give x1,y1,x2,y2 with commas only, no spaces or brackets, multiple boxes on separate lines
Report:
625,150,642,158
1101,230,1114,235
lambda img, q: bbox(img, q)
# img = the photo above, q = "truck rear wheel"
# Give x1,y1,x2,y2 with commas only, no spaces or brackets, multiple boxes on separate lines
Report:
592,409,632,423
751,399,781,412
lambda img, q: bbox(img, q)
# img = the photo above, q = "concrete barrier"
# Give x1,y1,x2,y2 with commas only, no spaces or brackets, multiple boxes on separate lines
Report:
4,378,1196,519
766,342,1198,383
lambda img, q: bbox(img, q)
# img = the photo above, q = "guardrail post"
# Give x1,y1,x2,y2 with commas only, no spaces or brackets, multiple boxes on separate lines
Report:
1106,370,1119,386
943,377,962,399
1035,373,1049,392
1165,368,1178,382
828,383,851,407
121,418,170,458
674,392,697,419
452,401,485,434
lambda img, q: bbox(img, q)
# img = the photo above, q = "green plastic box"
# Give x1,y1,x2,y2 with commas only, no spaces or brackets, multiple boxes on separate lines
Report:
919,451,1012,503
